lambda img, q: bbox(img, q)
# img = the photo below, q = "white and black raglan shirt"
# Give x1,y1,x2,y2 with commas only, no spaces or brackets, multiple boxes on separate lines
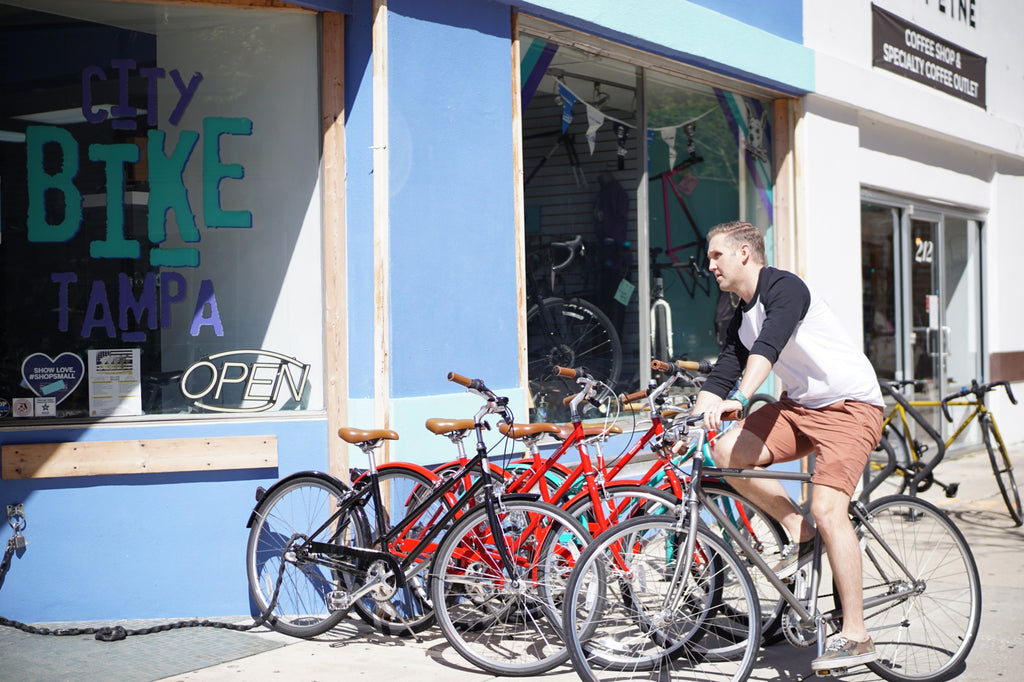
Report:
703,267,884,409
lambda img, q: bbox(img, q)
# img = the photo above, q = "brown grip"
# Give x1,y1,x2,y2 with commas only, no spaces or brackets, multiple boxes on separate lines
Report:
674,360,700,371
650,360,671,373
621,390,647,403
563,394,576,406
447,372,472,387
722,409,742,421
553,366,577,378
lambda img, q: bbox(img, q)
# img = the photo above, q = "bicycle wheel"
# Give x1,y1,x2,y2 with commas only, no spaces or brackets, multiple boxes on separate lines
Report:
858,495,981,682
354,465,450,634
700,482,788,639
246,475,365,638
980,416,1023,526
527,297,622,418
563,515,761,681
430,498,590,676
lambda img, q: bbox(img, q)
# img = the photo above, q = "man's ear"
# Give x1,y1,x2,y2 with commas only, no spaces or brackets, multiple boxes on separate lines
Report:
739,242,751,264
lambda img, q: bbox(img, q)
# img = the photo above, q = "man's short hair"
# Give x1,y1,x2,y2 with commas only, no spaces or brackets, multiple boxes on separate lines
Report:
707,221,765,264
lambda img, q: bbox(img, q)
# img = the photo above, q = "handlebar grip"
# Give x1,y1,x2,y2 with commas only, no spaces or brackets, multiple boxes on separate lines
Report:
997,380,1018,405
621,390,647,403
722,409,742,421
650,360,671,373
447,372,472,388
553,366,578,379
940,395,954,423
677,359,714,374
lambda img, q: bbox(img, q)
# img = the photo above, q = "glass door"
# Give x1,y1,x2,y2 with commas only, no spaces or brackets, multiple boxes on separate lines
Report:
862,197,984,441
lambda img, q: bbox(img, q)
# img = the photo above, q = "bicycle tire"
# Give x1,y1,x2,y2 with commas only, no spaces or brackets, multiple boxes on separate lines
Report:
859,495,981,682
353,465,449,634
561,515,762,681
246,475,365,638
527,297,623,418
429,498,590,676
700,482,788,640
980,416,1023,526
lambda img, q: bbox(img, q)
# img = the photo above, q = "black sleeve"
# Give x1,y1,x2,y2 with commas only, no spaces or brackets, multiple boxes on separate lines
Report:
749,269,810,364
701,307,747,399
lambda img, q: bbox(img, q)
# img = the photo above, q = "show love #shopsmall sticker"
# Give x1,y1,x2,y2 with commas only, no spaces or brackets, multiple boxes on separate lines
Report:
22,352,85,404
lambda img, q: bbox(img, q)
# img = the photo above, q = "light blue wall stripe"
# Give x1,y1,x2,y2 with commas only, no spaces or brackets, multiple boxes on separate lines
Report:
512,0,814,94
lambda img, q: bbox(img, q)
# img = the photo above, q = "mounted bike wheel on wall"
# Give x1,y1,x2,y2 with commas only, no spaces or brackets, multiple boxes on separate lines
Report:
527,297,622,421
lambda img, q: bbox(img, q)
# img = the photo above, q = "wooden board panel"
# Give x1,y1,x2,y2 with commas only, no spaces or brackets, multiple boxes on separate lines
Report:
2,436,278,479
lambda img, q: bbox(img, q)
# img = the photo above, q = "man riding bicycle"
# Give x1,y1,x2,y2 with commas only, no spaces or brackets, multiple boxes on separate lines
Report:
676,220,884,671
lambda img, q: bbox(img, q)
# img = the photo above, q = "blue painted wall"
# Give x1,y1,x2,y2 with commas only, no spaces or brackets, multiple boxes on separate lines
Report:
0,419,328,622
345,5,377,401
387,0,520,398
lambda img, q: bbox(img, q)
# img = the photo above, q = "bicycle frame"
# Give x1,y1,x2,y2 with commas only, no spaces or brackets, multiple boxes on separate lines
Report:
290,402,544,612
671,423,925,653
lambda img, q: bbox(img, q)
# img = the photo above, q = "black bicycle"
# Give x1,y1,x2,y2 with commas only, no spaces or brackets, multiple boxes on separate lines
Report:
245,373,590,675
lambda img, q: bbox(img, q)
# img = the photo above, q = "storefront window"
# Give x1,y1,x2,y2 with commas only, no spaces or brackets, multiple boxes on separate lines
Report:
519,31,774,420
0,1,323,421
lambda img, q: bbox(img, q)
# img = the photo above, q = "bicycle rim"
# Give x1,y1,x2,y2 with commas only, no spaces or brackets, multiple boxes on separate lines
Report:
245,476,359,638
700,482,788,639
430,499,590,676
354,466,448,633
981,417,1023,526
860,495,981,682
563,515,761,681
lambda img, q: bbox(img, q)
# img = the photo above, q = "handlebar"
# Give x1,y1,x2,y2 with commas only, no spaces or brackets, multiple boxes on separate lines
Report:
548,235,583,272
447,371,494,396
939,379,1018,422
447,372,511,421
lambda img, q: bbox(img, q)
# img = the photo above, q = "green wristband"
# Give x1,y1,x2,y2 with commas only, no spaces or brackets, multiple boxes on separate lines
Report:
732,389,750,408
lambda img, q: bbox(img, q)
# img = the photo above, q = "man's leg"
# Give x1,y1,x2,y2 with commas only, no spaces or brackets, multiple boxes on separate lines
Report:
810,484,869,642
712,426,814,543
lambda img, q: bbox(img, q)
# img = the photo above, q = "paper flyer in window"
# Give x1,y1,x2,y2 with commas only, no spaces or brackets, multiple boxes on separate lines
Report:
88,349,142,417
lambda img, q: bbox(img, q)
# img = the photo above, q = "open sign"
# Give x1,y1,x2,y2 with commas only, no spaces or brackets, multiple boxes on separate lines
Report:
181,349,310,413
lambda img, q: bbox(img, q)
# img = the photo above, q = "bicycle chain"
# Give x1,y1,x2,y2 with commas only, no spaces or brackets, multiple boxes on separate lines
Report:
0,536,290,642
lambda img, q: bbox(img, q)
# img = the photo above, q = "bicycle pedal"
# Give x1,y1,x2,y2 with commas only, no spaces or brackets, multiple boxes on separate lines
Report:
815,667,848,677
945,483,960,498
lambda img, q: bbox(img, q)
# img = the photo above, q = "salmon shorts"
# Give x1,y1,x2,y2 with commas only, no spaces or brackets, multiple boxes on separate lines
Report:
741,395,884,498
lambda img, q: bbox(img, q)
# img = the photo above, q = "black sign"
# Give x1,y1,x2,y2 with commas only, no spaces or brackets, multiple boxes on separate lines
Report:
872,4,986,108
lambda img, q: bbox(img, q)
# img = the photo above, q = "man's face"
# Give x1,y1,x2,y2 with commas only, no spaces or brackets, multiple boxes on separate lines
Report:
707,233,744,293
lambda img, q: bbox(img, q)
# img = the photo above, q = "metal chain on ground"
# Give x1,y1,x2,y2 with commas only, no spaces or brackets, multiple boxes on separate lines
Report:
0,535,291,642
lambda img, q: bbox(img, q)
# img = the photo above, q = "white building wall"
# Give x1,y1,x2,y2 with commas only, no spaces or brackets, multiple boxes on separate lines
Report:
802,1,1024,444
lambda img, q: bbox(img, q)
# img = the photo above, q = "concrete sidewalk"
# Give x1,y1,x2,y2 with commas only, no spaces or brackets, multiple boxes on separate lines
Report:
3,446,1021,682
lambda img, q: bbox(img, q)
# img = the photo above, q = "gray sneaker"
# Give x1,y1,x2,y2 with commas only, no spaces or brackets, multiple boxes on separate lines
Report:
811,635,879,671
773,538,814,579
